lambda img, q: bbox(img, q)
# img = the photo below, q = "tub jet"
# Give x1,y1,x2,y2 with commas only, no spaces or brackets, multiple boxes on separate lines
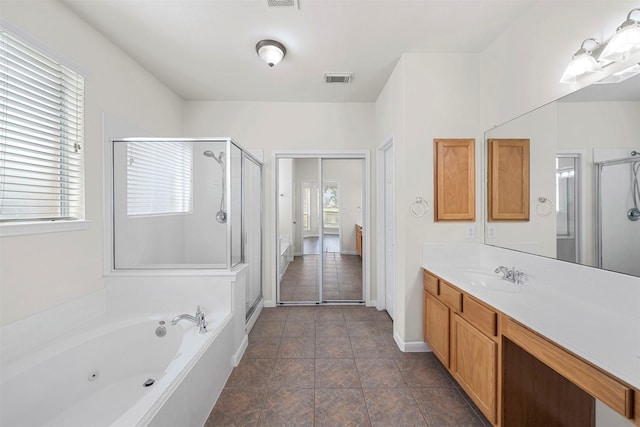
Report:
143,378,155,387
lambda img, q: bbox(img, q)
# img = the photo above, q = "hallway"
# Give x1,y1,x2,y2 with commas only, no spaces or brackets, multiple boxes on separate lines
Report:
205,305,490,426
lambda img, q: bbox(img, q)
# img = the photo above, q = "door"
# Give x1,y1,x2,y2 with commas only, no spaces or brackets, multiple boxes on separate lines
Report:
276,155,365,304
383,143,395,318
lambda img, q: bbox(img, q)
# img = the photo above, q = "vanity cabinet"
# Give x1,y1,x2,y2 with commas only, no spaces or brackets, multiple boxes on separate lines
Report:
487,138,530,221
423,267,640,427
355,224,363,257
434,138,475,221
423,270,497,423
451,313,497,423
423,291,450,366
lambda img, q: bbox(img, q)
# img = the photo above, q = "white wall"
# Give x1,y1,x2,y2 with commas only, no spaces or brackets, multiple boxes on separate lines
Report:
277,158,294,254
375,53,482,344
480,1,639,130
182,101,375,306
323,159,364,255
0,1,183,326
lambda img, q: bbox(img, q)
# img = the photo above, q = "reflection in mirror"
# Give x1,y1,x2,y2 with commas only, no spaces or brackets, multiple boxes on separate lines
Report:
276,157,364,303
484,71,640,277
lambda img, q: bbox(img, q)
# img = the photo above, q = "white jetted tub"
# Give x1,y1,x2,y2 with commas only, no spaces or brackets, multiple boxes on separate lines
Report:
0,311,232,427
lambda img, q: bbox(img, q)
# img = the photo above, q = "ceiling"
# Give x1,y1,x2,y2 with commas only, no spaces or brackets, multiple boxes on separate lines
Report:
60,0,535,103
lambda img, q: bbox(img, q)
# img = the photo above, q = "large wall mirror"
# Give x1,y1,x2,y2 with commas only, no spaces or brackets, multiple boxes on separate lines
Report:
484,72,640,278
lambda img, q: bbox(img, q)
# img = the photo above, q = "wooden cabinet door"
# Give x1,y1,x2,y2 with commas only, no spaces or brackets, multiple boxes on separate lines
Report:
434,138,475,221
451,314,497,424
424,291,450,367
355,225,362,257
487,138,530,221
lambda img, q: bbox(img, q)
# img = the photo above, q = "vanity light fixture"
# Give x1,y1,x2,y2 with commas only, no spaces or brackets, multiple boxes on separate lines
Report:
598,8,640,63
595,63,640,84
560,38,603,84
256,39,286,67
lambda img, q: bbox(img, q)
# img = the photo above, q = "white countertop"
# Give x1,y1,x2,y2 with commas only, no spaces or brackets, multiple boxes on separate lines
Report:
422,242,640,390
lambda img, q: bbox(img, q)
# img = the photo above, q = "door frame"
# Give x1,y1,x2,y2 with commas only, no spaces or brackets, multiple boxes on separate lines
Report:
272,150,371,305
376,136,395,314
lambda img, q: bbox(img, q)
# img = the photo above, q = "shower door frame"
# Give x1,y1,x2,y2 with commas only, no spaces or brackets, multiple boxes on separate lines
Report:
272,150,371,306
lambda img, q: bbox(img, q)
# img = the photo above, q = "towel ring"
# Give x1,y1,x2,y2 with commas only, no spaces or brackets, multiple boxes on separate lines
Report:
410,197,430,218
536,196,554,216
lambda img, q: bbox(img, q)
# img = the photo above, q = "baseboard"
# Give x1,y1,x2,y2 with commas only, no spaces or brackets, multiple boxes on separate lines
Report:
246,300,263,334
263,299,277,308
232,334,248,367
341,250,359,256
393,330,431,353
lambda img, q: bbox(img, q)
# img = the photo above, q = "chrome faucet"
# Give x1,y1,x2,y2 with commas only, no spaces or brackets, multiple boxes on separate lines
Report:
494,266,525,284
171,305,208,334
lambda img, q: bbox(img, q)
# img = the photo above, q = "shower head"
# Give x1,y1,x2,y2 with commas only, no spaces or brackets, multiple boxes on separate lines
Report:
203,150,225,166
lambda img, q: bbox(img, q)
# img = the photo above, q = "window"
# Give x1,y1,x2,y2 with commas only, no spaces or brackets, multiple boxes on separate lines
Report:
126,141,192,216
323,182,339,227
0,30,85,222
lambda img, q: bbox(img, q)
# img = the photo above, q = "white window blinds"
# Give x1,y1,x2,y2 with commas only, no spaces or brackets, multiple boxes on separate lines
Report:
0,30,85,222
126,141,192,216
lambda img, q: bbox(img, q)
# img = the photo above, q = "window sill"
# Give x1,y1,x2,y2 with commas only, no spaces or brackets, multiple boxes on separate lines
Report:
0,220,92,237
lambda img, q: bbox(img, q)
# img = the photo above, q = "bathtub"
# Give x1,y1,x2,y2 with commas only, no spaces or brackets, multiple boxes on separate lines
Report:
0,311,233,427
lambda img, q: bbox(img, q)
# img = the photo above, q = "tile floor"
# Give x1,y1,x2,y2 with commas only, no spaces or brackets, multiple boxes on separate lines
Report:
205,305,491,426
280,255,363,302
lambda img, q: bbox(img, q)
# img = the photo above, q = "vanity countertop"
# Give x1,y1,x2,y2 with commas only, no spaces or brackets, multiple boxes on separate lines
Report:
422,242,640,390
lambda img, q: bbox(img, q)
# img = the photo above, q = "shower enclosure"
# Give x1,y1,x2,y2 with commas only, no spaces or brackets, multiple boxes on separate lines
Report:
594,150,640,277
111,138,263,318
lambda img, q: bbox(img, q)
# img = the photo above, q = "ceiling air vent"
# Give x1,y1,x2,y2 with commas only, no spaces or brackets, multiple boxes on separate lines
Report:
324,73,353,84
267,0,298,8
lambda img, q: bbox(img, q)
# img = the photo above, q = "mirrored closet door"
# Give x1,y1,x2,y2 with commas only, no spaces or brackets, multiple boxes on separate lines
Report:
276,155,365,304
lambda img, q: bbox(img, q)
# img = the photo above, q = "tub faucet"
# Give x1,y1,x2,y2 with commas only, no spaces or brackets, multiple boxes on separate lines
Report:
171,305,208,334
494,266,525,284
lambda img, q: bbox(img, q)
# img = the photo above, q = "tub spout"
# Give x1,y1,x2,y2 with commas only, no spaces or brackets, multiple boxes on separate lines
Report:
171,305,208,334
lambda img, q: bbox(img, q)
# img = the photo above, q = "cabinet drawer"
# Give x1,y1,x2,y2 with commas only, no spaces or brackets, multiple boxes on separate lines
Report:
462,295,497,337
439,280,462,312
423,270,439,295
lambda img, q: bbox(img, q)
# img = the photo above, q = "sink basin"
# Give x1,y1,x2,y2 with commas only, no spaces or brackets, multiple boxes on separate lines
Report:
459,269,525,293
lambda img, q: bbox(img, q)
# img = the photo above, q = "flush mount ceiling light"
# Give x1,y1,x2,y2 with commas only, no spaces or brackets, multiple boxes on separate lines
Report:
256,39,286,67
598,8,640,63
560,38,603,84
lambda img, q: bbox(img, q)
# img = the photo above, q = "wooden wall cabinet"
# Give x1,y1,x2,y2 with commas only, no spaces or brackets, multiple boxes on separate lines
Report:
487,138,530,221
434,138,475,221
355,224,363,257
